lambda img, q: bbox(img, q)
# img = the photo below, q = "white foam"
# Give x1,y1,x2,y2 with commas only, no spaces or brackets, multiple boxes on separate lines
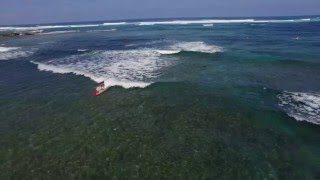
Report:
0,18,313,31
39,30,80,35
156,50,181,55
278,92,320,125
0,47,19,52
36,24,100,29
102,22,127,26
77,49,89,52
87,29,117,32
0,46,33,60
138,19,255,25
203,24,214,27
31,41,222,88
125,43,138,47
0,23,123,31
31,48,176,88
124,41,223,54
170,42,223,53
0,24,102,31
137,18,312,25
33,61,148,88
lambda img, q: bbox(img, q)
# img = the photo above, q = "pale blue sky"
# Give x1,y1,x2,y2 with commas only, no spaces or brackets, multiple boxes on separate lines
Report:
0,0,319,25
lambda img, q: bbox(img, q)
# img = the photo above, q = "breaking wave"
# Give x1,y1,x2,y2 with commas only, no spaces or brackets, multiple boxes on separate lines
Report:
155,50,181,55
0,46,33,60
31,49,174,88
32,61,151,88
278,91,320,125
142,41,223,54
31,41,222,88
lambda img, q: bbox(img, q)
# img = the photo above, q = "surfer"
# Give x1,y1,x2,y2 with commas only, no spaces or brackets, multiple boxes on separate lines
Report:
94,81,109,96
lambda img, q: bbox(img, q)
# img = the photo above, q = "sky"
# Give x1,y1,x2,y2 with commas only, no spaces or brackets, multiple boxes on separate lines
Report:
0,0,319,25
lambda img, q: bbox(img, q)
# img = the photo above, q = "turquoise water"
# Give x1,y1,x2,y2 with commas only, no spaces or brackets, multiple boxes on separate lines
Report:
0,17,319,179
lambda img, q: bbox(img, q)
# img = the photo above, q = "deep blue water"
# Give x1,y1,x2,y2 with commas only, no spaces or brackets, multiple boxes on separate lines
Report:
0,16,319,179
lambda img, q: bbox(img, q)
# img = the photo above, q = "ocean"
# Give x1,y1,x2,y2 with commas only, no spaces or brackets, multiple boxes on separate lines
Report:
0,16,319,179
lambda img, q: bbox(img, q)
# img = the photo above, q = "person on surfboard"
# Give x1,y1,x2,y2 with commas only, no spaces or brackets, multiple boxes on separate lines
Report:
94,81,108,96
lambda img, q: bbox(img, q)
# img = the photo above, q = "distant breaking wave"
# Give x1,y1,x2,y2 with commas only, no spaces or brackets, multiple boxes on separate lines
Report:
36,29,116,35
77,49,89,52
0,17,317,31
169,42,223,53
102,22,127,26
0,22,123,31
0,47,19,52
278,91,320,125
38,29,116,35
137,18,315,26
39,30,80,35
86,29,117,32
138,19,257,25
31,41,222,88
0,24,102,31
0,46,33,60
